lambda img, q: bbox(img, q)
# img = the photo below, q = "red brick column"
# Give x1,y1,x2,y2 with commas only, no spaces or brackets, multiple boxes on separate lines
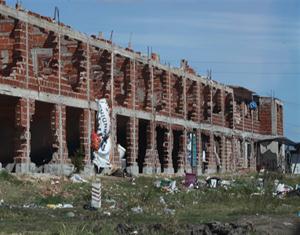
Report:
162,125,173,174
14,98,35,164
51,104,68,164
143,121,159,174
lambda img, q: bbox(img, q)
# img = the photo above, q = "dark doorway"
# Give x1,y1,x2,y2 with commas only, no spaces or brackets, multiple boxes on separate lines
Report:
30,101,54,166
138,119,149,173
156,126,167,173
172,130,182,173
0,95,17,167
116,115,130,168
66,107,82,158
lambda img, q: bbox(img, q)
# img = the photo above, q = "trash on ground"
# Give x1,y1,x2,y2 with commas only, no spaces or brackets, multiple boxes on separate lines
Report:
159,196,166,205
154,179,177,193
184,173,197,187
206,176,221,188
93,99,112,170
65,211,75,218
131,206,143,214
70,174,87,183
164,208,175,216
103,211,111,216
46,203,74,209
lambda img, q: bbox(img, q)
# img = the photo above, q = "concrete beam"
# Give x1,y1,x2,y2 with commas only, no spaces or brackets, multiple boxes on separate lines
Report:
0,4,231,92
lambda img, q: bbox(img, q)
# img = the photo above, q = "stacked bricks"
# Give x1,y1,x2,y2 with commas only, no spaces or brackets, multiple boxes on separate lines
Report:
28,27,59,93
201,84,211,123
259,99,272,135
277,103,283,135
114,56,132,108
90,49,111,100
186,80,200,122
143,121,159,171
135,63,151,112
51,104,68,163
212,88,224,126
61,38,87,99
125,117,138,167
153,68,169,116
14,98,35,163
171,74,184,119
224,92,234,128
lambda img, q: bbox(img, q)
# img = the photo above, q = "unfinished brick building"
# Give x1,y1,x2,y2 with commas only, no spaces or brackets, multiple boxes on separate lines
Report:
0,2,284,175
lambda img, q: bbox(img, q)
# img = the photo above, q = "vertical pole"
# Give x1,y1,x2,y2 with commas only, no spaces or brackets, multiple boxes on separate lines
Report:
87,41,91,161
110,51,115,164
58,27,64,173
25,20,30,171
132,57,136,162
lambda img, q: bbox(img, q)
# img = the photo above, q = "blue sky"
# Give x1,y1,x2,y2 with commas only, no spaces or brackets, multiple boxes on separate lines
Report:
6,0,300,141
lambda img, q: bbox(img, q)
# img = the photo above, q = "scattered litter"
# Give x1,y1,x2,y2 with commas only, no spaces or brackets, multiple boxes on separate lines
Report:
83,203,97,211
154,179,177,193
220,180,231,189
103,211,111,216
70,174,87,183
105,199,116,209
206,177,221,188
283,222,293,226
159,196,166,205
184,173,197,187
164,208,175,216
46,203,74,209
131,206,143,214
65,211,75,218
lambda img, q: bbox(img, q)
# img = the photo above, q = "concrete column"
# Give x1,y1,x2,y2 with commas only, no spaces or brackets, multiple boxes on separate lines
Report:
14,98,35,173
143,120,160,174
126,117,139,175
196,129,202,175
163,126,174,174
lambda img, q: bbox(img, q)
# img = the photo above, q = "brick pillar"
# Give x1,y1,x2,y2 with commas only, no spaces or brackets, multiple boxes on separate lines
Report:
143,121,159,174
14,98,35,172
51,104,68,164
163,126,174,174
220,136,226,172
176,128,186,175
110,113,121,168
126,117,138,174
207,133,217,173
80,109,90,163
196,129,202,175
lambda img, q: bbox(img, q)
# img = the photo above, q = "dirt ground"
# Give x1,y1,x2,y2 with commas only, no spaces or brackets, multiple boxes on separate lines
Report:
0,171,300,234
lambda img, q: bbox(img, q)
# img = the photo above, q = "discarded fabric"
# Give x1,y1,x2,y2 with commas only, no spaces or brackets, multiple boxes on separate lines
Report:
93,99,112,170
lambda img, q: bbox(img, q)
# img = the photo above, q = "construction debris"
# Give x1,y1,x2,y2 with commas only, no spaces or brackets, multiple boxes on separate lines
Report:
93,99,112,170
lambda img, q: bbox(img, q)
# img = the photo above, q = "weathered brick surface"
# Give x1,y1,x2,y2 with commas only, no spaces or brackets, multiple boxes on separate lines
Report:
0,4,284,174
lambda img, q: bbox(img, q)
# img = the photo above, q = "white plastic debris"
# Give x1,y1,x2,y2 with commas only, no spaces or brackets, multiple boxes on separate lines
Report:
70,174,87,183
131,206,143,214
93,99,112,170
164,208,175,216
159,196,166,205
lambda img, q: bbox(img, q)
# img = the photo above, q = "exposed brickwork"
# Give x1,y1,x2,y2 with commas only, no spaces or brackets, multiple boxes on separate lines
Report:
0,4,284,174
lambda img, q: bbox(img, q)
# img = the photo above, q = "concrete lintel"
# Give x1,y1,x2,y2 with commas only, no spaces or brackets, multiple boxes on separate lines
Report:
0,4,232,92
0,83,96,110
113,106,276,141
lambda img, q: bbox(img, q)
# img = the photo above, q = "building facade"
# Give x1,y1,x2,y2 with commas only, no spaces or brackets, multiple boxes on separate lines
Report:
0,1,284,175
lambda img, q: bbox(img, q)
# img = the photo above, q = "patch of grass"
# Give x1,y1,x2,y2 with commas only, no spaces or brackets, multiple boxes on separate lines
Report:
0,170,21,185
35,195,65,205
